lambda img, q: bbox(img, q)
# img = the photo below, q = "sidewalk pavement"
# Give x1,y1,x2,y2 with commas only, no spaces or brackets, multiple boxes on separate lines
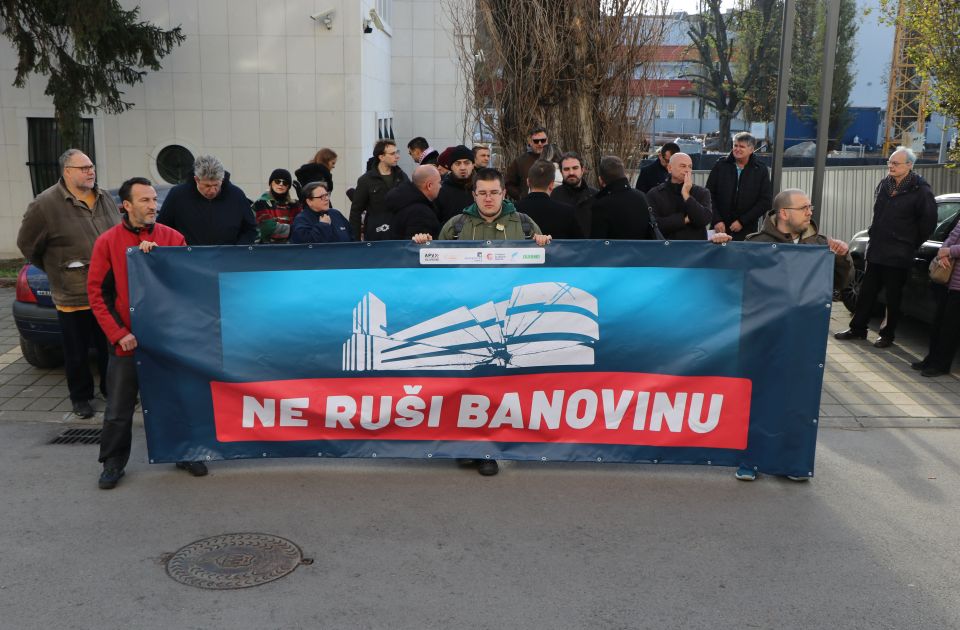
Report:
1,288,959,629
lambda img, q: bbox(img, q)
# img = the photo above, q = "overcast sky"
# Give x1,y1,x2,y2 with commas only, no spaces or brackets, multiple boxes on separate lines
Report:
664,0,737,14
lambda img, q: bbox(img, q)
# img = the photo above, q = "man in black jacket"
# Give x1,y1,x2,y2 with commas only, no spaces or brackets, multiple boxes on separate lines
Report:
706,132,772,241
387,165,442,240
551,152,597,237
645,152,713,240
635,142,680,193
157,154,256,245
591,156,656,240
835,146,938,348
516,160,583,239
505,126,549,201
434,145,475,222
350,139,410,241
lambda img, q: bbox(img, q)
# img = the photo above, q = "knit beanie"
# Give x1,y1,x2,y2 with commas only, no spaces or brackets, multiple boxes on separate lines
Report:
269,168,292,185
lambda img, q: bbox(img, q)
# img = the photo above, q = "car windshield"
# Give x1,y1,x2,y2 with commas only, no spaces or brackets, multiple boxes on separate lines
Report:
937,201,960,223
932,202,960,241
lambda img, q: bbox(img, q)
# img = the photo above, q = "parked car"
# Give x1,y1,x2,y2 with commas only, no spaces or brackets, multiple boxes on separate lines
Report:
842,193,960,323
12,184,172,368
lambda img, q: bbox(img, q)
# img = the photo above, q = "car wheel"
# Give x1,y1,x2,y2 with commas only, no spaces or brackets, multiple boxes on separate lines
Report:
19,336,64,369
841,265,864,313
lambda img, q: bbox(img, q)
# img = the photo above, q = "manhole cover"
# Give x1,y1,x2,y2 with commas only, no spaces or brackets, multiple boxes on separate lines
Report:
166,533,305,589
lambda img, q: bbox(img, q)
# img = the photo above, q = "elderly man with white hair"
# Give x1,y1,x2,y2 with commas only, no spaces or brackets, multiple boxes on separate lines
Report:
835,146,937,348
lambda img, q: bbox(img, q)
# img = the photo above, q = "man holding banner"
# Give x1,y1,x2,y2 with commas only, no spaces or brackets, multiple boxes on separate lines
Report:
87,177,207,490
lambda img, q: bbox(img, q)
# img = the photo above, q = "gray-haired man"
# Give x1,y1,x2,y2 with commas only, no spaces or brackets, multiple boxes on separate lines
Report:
157,155,256,245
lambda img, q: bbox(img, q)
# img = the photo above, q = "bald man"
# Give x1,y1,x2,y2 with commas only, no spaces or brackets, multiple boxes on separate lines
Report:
644,152,713,240
386,164,442,239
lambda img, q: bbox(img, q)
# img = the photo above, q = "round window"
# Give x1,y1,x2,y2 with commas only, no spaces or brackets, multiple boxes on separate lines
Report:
156,145,195,184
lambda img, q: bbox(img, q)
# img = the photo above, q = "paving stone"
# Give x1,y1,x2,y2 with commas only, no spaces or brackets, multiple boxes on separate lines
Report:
25,398,64,412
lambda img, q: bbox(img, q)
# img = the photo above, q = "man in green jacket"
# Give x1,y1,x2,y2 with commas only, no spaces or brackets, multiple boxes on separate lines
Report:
412,168,551,476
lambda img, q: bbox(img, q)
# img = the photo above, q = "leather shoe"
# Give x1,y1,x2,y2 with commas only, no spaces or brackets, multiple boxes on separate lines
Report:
873,337,894,348
834,329,866,341
72,400,95,419
910,360,928,371
176,461,208,476
477,460,499,476
921,367,948,378
98,467,125,490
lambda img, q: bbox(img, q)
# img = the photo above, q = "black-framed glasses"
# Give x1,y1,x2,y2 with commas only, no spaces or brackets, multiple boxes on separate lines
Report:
310,193,330,201
65,164,96,173
784,204,814,212
531,138,548,144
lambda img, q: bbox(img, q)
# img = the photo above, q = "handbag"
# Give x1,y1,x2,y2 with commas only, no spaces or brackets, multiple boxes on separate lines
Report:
929,256,954,284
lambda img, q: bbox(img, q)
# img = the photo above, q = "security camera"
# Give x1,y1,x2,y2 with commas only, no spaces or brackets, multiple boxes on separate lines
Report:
362,20,373,34
310,9,335,30
368,8,386,32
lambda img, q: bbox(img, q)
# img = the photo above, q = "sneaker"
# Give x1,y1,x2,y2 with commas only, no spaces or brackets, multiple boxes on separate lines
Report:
176,461,208,476
873,337,893,349
72,400,95,419
786,475,810,482
98,467,125,490
834,329,866,341
735,465,757,481
477,460,499,476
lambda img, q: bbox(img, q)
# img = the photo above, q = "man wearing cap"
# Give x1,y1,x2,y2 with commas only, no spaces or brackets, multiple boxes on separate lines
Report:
435,145,476,223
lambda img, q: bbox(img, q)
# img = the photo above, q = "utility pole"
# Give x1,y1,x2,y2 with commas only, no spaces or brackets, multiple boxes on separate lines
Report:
771,0,796,193
811,0,840,225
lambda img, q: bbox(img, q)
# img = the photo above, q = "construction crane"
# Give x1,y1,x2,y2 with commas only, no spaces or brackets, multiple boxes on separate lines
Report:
882,0,930,155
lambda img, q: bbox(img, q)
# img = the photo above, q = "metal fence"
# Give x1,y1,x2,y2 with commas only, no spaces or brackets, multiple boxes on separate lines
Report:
690,164,960,241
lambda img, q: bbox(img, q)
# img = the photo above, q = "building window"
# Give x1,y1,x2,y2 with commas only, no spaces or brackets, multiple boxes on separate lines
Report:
26,118,95,196
655,103,662,118
156,145,195,185
667,104,676,119
377,112,394,140
376,0,392,26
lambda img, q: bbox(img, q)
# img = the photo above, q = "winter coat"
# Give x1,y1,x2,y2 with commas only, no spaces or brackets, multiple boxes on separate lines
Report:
551,181,597,237
157,171,256,245
252,191,301,243
387,182,441,240
87,218,186,356
747,210,853,292
349,166,410,241
516,192,584,239
438,201,541,241
865,173,938,268
634,159,670,193
590,177,656,240
645,181,713,240
504,151,540,201
294,162,334,193
17,179,120,307
705,152,772,239
435,175,474,223
290,207,352,244
941,219,960,292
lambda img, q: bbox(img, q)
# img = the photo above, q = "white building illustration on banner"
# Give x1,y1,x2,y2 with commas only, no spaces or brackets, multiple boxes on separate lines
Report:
342,283,599,371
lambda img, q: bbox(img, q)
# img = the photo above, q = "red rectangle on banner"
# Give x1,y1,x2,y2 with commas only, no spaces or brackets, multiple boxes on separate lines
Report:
210,372,751,449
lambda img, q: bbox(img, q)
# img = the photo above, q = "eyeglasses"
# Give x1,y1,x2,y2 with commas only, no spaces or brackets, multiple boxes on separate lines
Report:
65,164,95,173
784,204,814,213
531,138,548,145
475,190,502,198
272,179,290,186
887,160,908,166
310,194,330,201
384,150,398,156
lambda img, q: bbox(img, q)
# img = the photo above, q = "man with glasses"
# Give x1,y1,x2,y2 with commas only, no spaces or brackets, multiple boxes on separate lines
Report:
350,139,410,241
411,167,552,477
17,149,119,419
505,126,550,201
835,146,937,348
291,182,352,243
157,154,256,245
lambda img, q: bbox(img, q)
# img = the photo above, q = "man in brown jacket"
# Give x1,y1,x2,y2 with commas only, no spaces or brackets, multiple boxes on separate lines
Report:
17,149,120,419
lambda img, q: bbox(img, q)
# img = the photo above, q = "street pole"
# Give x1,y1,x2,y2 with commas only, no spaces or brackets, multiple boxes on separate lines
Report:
771,0,796,193
939,117,954,164
811,0,841,225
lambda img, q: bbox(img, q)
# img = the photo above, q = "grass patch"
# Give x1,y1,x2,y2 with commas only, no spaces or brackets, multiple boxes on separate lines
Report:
0,258,26,279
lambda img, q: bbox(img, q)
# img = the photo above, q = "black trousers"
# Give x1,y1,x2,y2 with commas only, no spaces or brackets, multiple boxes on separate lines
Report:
849,262,910,340
56,309,109,403
98,354,139,469
924,288,960,372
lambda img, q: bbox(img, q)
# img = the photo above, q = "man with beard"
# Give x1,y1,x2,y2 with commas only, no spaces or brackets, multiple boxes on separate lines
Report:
505,126,549,201
435,145,476,222
550,152,597,237
645,153,713,240
516,160,584,239
350,139,410,240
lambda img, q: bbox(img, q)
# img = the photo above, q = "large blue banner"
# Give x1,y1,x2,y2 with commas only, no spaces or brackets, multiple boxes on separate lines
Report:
128,240,833,476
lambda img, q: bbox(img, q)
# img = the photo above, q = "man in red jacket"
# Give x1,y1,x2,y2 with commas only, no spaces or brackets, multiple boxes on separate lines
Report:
87,177,203,489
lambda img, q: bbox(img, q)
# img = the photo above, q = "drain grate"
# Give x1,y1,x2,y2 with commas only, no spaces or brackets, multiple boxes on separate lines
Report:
166,533,308,590
49,428,101,445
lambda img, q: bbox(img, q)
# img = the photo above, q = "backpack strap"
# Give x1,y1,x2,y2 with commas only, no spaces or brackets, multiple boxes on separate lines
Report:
518,212,534,238
451,214,468,239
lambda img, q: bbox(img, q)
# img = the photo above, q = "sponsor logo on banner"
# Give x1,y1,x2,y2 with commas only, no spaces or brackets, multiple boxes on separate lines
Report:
419,248,545,265
210,372,751,449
